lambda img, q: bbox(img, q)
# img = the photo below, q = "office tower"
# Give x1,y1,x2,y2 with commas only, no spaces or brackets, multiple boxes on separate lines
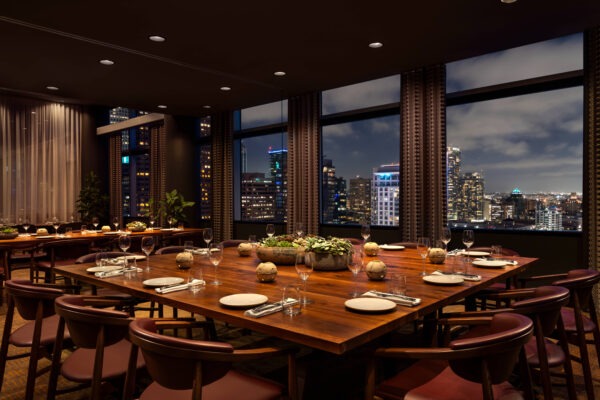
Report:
269,149,287,222
504,188,527,221
348,176,372,223
372,163,400,226
536,205,563,231
457,172,484,221
240,173,276,220
447,147,461,221
321,159,337,223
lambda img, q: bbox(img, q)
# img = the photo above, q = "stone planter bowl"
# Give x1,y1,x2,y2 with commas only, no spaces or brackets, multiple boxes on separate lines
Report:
256,246,300,265
308,253,350,271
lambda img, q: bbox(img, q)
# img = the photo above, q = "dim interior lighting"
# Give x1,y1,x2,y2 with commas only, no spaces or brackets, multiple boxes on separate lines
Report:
202,105,211,109
501,0,517,3
220,86,231,91
149,35,166,42
157,105,167,109
274,71,286,76
369,42,383,49
99,59,115,66
46,86,59,91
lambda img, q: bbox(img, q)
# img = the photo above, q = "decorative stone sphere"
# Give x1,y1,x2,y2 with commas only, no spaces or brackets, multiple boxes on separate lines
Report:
428,248,446,264
256,262,278,282
238,242,254,256
36,228,49,235
365,260,387,280
175,252,194,270
364,242,379,256
101,225,111,232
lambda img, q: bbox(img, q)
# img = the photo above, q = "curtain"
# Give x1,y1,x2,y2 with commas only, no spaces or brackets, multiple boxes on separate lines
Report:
211,111,234,242
400,65,447,243
288,92,321,236
0,95,82,225
108,134,123,226
150,124,167,224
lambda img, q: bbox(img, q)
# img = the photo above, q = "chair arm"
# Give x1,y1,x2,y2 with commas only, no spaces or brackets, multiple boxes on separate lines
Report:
82,297,135,308
518,273,567,287
31,282,82,293
374,347,455,360
442,309,513,319
154,318,213,331
485,288,536,301
437,316,493,327
231,346,299,362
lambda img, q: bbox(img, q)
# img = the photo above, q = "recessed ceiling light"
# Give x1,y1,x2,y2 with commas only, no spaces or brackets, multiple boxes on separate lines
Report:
369,42,383,49
157,105,167,109
99,59,115,66
500,0,517,3
149,35,166,42
220,86,231,91
46,86,59,91
31,111,36,114
202,105,211,109
274,71,286,76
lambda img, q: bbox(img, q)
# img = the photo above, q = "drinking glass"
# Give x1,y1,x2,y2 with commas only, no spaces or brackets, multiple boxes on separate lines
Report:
141,236,155,271
22,218,30,236
248,234,257,248
296,251,314,305
360,223,371,243
52,217,60,237
148,215,155,230
95,252,106,268
188,267,204,294
441,227,451,250
113,217,120,232
203,228,213,248
295,222,305,238
81,225,88,235
209,242,223,285
347,248,363,297
184,240,194,252
491,244,503,259
118,234,131,253
266,224,275,238
462,229,474,253
92,217,99,231
168,217,177,229
417,237,430,276
388,273,407,296
64,227,73,236
282,285,302,316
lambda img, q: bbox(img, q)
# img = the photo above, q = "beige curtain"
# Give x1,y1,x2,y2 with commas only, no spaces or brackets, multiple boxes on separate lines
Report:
288,92,321,236
211,111,234,242
0,95,82,224
400,65,447,243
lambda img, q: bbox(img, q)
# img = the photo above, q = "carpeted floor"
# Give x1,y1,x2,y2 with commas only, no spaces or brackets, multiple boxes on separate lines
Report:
1,267,599,399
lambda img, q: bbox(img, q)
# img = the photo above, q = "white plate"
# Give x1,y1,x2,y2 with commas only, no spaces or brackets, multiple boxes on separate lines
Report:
143,277,185,287
472,259,508,268
345,298,397,313
423,275,464,285
86,265,122,273
102,231,121,235
161,228,176,231
380,244,405,251
36,235,55,239
459,250,490,257
219,293,268,308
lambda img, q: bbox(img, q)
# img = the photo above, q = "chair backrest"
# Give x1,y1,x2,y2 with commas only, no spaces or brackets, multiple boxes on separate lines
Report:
511,286,570,336
469,246,520,257
54,295,131,349
552,269,600,311
155,246,186,255
129,318,233,390
75,251,134,264
389,242,417,249
340,238,363,245
448,313,533,385
221,239,246,248
41,238,91,260
5,280,64,320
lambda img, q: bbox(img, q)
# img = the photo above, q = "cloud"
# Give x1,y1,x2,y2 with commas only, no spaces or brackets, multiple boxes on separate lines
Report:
322,75,400,114
241,100,287,129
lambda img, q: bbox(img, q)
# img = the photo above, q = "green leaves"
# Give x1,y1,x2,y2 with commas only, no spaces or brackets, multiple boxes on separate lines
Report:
154,189,195,223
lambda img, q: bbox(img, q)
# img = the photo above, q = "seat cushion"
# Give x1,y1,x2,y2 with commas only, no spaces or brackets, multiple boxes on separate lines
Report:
61,339,144,382
140,370,284,400
560,307,596,333
9,314,69,347
524,336,566,367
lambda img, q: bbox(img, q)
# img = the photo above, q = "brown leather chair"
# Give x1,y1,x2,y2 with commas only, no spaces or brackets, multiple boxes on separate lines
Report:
0,280,76,400
155,245,186,255
36,238,91,283
47,295,145,400
365,313,534,400
221,239,247,248
389,242,418,249
124,318,298,400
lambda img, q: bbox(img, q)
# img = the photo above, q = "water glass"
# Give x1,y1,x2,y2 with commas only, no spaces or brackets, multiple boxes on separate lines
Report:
282,285,302,316
64,227,73,236
184,240,194,252
491,245,503,258
178,222,185,230
266,224,275,238
388,273,407,295
188,268,205,293
81,225,88,235
453,255,468,274
95,252,106,267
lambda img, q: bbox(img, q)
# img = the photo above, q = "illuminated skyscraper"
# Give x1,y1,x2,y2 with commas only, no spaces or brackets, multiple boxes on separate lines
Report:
348,177,371,223
457,172,484,221
240,173,275,220
269,149,287,222
372,163,400,226
447,147,461,220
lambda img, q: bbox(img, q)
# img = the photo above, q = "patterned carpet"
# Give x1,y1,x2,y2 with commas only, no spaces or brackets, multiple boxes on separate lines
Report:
1,268,599,399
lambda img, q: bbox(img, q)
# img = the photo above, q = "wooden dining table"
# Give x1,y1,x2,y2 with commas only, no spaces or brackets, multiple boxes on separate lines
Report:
53,246,539,355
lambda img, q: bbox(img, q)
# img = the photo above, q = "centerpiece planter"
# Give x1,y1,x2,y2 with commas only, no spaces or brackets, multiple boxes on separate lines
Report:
256,235,305,265
304,236,353,271
310,252,350,271
0,228,18,240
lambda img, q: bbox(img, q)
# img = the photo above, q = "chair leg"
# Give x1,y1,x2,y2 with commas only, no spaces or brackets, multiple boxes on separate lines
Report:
0,298,15,393
557,315,577,400
25,303,45,400
573,296,595,400
46,316,66,400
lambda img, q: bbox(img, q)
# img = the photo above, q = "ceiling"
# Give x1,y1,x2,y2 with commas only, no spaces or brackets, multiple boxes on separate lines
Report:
1,0,600,117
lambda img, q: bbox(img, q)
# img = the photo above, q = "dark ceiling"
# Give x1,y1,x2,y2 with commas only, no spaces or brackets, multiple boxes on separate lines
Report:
1,0,600,116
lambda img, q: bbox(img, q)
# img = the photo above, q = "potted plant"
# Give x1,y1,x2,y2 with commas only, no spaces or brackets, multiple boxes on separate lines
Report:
303,236,354,271
0,226,19,240
256,234,305,265
76,171,109,224
155,189,195,227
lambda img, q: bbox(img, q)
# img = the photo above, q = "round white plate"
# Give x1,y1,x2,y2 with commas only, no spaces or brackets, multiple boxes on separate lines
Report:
423,275,464,285
143,277,185,287
36,235,55,239
161,228,176,231
472,259,508,268
345,298,397,313
87,265,122,273
459,250,490,257
219,293,268,308
380,244,405,251
103,231,121,235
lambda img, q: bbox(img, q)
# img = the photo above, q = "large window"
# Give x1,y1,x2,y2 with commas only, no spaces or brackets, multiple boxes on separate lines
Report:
446,34,583,232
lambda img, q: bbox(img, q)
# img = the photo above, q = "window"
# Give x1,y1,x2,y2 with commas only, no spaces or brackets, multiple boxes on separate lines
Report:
322,75,400,115
446,35,583,232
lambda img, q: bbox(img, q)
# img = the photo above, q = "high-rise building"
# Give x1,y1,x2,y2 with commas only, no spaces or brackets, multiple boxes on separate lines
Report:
269,148,287,222
536,205,563,231
447,147,461,220
240,173,276,220
457,172,484,221
348,176,371,223
372,163,400,226
322,159,337,223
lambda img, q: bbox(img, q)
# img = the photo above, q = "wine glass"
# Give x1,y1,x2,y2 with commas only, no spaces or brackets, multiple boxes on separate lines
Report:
52,217,60,237
441,226,451,250
168,217,176,229
295,222,305,238
22,218,30,236
417,237,430,276
209,242,223,285
296,251,314,305
118,234,131,269
113,217,120,232
141,236,155,271
462,229,474,254
360,223,370,243
347,247,363,297
148,215,155,230
92,217,99,231
266,224,275,238
203,228,213,248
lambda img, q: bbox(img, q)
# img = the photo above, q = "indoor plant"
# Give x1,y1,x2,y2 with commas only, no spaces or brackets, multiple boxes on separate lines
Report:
154,189,195,226
256,234,305,265
76,171,109,224
303,236,353,271
0,226,19,240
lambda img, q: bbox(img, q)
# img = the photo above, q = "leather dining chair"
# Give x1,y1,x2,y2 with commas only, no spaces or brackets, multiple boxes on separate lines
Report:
36,238,91,283
155,245,186,255
0,280,78,400
365,313,534,400
124,317,298,400
47,295,145,400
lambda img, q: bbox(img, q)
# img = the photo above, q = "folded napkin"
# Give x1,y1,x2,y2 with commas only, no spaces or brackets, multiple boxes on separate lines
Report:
432,270,481,282
155,279,204,294
361,290,421,307
447,249,462,255
475,258,518,266
244,298,300,318
95,267,142,278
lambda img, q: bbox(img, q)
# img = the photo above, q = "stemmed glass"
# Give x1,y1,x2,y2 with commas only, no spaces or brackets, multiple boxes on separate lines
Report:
296,251,314,305
113,217,120,232
209,242,223,285
22,218,30,236
347,247,363,297
417,237,430,276
52,217,60,237
92,217,99,231
141,236,155,271
203,228,213,248
361,223,371,243
462,229,474,254
266,224,275,238
441,227,451,250
168,217,176,229
295,222,305,238
118,234,131,269
148,215,155,230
